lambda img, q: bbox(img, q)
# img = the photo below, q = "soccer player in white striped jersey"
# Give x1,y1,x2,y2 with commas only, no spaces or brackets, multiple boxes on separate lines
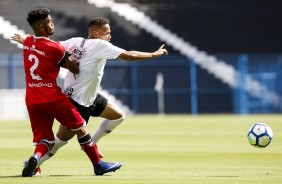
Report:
12,17,168,175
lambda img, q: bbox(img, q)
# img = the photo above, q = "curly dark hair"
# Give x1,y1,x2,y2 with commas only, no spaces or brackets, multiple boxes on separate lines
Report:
27,8,50,26
88,17,109,28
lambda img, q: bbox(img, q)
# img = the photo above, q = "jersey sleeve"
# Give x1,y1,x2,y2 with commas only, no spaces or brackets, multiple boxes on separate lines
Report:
95,40,125,60
60,38,72,49
60,38,80,51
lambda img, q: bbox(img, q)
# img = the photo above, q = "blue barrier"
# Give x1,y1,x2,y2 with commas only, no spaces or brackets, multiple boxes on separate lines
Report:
1,53,282,114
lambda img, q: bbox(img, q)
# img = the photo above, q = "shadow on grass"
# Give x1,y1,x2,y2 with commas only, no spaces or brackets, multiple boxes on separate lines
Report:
0,175,23,178
0,175,74,178
0,174,113,178
205,176,239,177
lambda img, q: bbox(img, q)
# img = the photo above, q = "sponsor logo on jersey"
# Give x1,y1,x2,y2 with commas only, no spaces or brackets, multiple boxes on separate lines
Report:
72,47,86,63
28,82,52,88
64,87,74,97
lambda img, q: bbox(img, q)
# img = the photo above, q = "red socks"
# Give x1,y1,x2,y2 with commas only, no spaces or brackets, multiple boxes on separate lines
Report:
34,142,49,158
78,134,100,165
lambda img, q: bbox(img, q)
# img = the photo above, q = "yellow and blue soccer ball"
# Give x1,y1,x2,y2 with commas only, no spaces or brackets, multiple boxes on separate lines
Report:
247,123,273,148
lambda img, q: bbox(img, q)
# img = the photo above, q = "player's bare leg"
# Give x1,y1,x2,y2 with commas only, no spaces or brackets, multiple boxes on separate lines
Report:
36,124,104,173
39,125,122,175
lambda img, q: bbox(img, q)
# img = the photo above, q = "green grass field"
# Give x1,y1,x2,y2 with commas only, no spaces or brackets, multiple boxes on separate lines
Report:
0,115,282,184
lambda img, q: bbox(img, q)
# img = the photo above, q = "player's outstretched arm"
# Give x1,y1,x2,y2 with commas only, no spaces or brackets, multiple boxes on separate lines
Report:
118,44,168,61
11,34,26,44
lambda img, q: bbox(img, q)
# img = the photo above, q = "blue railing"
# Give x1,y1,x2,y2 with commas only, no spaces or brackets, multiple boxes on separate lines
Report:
1,53,282,114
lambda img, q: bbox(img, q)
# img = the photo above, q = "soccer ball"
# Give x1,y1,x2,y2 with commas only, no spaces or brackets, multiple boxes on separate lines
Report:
247,123,273,148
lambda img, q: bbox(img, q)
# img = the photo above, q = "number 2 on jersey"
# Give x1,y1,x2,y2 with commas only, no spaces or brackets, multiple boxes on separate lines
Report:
28,54,42,80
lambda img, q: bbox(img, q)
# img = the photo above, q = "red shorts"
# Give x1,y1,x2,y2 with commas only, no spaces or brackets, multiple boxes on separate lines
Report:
27,98,85,144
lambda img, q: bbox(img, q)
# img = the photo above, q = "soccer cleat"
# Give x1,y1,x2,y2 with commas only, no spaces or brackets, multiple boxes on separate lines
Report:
94,160,122,176
23,161,41,176
22,154,40,177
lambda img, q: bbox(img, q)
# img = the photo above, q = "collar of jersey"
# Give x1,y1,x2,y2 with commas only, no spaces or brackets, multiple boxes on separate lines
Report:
32,35,50,40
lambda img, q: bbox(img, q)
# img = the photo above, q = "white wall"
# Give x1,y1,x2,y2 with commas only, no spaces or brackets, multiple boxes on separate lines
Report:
0,89,28,119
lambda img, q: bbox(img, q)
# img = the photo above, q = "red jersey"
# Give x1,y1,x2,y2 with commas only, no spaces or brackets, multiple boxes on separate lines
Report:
23,35,66,105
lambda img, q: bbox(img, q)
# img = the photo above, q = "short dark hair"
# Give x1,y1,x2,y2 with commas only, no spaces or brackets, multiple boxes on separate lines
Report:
27,8,50,26
88,17,109,28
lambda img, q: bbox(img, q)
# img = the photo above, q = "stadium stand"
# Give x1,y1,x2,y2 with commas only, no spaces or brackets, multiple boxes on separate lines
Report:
1,0,282,53
0,0,167,53
114,0,282,53
0,0,282,115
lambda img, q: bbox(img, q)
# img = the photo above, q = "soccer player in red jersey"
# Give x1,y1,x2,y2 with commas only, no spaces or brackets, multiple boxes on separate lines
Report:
20,8,121,177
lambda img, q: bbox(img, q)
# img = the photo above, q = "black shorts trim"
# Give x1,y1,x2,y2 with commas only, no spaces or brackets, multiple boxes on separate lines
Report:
68,93,108,124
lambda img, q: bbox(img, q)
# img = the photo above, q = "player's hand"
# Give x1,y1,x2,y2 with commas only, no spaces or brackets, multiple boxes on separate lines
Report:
11,34,25,44
154,44,168,56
